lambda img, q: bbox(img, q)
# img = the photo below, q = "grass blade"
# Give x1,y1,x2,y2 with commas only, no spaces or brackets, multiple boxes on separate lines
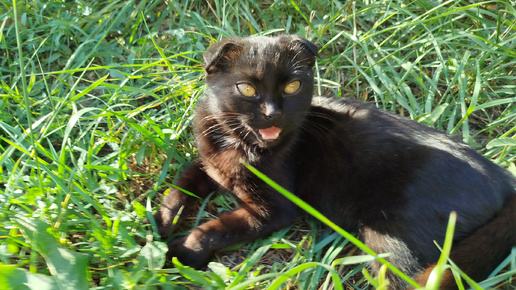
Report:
243,162,420,288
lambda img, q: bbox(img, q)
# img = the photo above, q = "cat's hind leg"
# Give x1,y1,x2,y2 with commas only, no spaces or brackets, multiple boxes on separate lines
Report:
361,227,424,290
411,194,516,290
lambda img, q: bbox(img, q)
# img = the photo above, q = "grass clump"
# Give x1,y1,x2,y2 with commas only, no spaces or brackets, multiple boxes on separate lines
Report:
1,0,515,289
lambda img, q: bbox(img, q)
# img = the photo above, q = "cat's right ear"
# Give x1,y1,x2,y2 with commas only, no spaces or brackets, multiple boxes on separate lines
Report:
203,39,243,75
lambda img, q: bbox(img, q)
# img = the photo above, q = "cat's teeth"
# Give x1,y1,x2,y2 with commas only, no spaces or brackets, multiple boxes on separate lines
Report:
258,126,282,141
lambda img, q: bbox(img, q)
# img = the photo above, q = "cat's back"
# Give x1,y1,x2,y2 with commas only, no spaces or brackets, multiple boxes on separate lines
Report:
294,96,515,235
308,96,448,141
305,96,511,179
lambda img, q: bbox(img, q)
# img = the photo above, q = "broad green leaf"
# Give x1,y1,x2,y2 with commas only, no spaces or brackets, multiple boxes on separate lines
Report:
486,138,516,149
14,218,89,290
0,263,59,290
416,103,448,127
139,241,168,270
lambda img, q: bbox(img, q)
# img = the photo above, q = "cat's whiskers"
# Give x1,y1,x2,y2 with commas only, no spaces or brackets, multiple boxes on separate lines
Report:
198,113,261,157
199,113,244,137
198,112,244,127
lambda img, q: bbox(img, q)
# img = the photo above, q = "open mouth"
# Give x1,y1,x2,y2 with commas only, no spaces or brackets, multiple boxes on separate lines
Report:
258,126,282,141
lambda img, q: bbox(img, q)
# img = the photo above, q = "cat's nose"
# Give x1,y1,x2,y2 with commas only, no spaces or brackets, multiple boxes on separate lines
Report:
263,101,281,120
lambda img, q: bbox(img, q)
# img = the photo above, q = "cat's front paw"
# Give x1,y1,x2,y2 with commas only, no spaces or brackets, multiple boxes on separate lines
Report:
167,231,213,269
153,206,177,239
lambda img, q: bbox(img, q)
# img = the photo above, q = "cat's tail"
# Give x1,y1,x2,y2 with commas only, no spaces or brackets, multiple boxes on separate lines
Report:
412,194,516,290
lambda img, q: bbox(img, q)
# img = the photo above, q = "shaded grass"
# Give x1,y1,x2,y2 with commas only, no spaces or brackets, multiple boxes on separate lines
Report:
1,0,515,289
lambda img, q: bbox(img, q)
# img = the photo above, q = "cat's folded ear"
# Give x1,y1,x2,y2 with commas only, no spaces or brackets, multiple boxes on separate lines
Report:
203,35,318,74
285,35,318,67
203,38,243,75
290,36,319,57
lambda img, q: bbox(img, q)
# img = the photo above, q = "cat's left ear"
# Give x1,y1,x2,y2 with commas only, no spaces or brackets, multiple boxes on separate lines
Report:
293,37,319,57
287,36,319,67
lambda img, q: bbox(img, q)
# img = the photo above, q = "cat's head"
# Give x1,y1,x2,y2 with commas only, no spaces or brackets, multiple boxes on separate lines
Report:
199,35,318,149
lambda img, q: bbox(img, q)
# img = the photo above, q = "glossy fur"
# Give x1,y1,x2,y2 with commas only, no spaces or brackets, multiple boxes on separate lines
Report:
154,35,516,289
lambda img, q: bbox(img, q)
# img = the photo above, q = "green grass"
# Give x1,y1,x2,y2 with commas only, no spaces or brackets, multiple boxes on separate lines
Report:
1,0,515,289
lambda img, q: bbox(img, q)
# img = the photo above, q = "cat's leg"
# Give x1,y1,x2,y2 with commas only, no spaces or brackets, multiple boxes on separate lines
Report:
154,161,217,240
168,190,299,268
361,227,424,290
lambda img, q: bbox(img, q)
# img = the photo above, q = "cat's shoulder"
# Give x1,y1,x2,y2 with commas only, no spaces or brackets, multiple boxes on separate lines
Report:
309,95,395,124
307,96,459,145
311,95,372,112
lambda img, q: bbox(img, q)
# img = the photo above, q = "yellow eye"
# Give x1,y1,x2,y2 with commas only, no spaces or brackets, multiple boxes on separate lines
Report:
284,81,301,94
237,83,257,97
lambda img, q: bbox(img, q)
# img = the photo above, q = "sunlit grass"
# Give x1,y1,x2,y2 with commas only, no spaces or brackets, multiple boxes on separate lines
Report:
1,0,515,288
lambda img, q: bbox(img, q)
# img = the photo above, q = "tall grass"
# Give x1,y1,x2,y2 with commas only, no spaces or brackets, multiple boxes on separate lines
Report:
1,0,515,289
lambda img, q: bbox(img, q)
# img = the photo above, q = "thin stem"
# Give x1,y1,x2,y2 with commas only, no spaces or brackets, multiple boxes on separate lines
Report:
13,0,44,193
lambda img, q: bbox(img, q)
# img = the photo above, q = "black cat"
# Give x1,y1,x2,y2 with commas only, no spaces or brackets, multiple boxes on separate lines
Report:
154,35,516,289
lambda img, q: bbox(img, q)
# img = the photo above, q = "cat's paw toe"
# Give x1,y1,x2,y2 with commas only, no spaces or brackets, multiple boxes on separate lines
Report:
167,235,212,269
